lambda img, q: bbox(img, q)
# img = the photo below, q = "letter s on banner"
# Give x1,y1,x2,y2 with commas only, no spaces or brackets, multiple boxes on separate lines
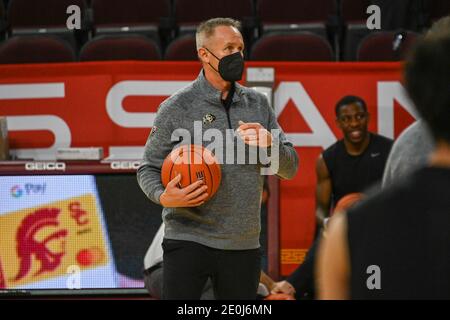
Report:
106,80,190,159
106,81,190,128
0,83,70,160
7,116,71,160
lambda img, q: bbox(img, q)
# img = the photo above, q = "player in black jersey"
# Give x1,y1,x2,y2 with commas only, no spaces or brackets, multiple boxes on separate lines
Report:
270,96,392,299
316,95,393,230
317,32,450,300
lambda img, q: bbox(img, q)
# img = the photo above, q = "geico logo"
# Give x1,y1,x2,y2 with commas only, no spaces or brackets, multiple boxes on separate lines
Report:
110,161,141,170
25,162,66,171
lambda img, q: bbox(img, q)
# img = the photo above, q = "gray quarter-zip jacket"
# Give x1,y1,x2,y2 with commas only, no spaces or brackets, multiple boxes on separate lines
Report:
137,71,298,250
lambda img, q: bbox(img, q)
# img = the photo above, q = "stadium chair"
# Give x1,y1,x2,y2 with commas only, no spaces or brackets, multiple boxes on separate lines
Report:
357,31,419,61
174,0,254,33
79,35,162,61
7,0,89,50
173,0,256,57
91,0,170,45
164,34,198,61
341,0,369,23
0,35,76,64
257,0,336,40
249,32,334,61
341,0,372,61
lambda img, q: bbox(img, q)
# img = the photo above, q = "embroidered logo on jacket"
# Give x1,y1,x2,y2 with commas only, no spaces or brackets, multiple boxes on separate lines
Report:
202,113,216,125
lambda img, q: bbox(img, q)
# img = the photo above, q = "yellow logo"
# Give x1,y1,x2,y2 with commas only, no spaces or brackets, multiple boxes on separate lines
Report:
0,194,109,288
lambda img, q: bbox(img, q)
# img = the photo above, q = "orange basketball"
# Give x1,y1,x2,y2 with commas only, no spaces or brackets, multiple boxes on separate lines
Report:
333,192,364,215
161,144,221,203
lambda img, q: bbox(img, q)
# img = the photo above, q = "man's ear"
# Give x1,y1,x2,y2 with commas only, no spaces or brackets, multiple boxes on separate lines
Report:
198,48,209,63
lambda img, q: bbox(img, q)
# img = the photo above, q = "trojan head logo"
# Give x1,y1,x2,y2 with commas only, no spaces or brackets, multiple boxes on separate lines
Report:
14,208,68,282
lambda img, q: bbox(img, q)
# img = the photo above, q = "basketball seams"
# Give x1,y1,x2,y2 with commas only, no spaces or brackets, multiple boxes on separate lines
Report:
192,148,213,195
187,145,192,185
197,147,222,196
168,153,183,188
161,144,221,202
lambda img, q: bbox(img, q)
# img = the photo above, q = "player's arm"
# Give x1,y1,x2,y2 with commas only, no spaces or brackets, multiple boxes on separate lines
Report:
316,213,350,299
315,155,332,229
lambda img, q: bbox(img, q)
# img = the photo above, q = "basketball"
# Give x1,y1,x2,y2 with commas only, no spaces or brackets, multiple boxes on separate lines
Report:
161,144,221,202
333,192,364,215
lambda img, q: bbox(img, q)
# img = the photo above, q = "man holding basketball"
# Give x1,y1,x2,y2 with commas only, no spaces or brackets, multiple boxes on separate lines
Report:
137,18,298,300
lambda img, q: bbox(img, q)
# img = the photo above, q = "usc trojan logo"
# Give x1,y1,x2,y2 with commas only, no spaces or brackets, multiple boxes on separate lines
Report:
14,208,68,281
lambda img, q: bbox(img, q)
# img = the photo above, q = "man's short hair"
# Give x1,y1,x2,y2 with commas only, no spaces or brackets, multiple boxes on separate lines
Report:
405,36,450,144
335,95,368,117
425,15,450,40
196,17,241,50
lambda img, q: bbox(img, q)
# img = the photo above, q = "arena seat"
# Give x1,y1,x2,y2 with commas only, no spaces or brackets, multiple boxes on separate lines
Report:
341,0,372,61
7,0,89,49
164,34,197,61
341,0,369,23
250,32,334,61
174,0,254,33
172,0,256,58
357,31,419,61
79,35,162,61
91,0,170,45
257,0,336,40
0,35,76,64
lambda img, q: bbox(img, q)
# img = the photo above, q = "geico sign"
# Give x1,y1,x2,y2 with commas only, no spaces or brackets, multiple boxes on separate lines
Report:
110,161,141,170
25,162,66,171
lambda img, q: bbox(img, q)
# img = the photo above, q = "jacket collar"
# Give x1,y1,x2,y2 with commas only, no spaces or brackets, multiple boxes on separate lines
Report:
195,70,242,104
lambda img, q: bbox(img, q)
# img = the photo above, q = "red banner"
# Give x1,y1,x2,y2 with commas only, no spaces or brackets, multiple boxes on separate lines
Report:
0,61,416,275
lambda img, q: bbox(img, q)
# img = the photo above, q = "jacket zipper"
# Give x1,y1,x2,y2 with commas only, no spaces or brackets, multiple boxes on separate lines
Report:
225,107,232,129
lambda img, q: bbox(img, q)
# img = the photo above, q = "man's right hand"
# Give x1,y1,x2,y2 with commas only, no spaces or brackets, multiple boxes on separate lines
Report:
271,280,296,296
159,174,209,208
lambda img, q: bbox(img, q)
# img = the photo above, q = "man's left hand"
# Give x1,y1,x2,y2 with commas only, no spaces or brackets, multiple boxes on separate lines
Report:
237,121,272,148
271,280,296,296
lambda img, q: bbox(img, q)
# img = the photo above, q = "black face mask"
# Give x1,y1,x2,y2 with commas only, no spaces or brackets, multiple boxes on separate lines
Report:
205,48,244,82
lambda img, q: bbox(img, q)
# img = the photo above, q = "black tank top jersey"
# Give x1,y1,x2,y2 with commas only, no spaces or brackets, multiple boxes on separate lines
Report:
347,167,450,299
322,133,393,205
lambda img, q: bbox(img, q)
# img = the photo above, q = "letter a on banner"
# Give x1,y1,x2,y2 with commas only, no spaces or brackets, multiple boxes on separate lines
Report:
274,82,336,149
377,82,418,139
